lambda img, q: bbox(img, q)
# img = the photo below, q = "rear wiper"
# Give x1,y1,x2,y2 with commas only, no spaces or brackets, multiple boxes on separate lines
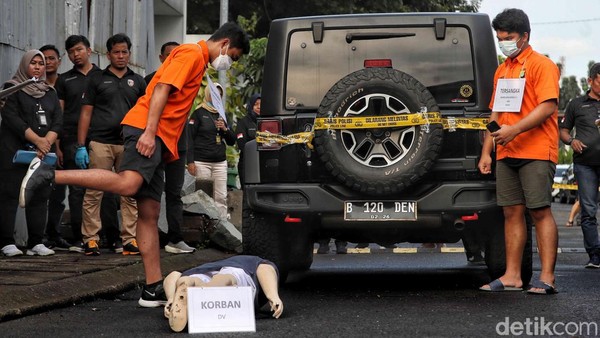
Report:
345,32,415,43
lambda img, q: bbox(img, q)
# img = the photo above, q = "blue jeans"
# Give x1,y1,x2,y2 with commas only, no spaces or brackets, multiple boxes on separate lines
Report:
573,163,600,254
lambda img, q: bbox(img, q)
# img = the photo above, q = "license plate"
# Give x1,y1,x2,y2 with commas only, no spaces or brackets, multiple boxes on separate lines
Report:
344,201,417,221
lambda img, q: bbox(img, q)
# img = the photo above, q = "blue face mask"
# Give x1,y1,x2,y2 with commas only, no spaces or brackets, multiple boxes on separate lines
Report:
498,38,521,58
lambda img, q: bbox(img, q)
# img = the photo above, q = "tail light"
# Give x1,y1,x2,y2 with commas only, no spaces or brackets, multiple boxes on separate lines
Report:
284,215,302,223
461,213,479,221
258,119,282,150
364,59,393,68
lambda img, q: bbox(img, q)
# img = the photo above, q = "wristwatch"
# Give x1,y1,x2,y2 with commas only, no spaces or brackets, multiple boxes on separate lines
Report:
565,137,574,145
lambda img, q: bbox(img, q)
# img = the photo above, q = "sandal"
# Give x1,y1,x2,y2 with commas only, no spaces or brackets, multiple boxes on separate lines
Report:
566,220,574,227
527,280,558,295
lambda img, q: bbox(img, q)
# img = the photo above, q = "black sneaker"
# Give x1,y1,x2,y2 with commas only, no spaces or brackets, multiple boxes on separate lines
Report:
19,157,55,208
139,282,167,308
585,253,600,269
68,241,84,253
123,239,140,255
84,240,100,256
49,237,72,251
111,240,123,254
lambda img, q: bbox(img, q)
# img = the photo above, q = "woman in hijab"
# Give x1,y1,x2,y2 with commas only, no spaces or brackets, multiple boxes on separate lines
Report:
186,82,235,220
0,50,63,257
235,93,260,187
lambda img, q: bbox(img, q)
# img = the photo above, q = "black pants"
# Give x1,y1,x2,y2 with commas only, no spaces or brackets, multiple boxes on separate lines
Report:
58,139,86,242
164,152,185,244
0,168,50,248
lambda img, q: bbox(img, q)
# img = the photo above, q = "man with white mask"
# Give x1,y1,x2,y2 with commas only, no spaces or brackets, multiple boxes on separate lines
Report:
477,8,560,295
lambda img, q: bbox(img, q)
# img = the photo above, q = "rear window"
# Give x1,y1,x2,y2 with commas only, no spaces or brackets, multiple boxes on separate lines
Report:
285,26,475,110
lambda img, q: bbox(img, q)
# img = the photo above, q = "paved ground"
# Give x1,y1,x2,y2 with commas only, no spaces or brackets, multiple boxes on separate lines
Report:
0,247,232,322
0,202,586,323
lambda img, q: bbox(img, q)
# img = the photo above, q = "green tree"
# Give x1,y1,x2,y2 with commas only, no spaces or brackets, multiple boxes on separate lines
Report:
190,15,268,167
189,0,481,37
559,75,582,112
580,60,597,93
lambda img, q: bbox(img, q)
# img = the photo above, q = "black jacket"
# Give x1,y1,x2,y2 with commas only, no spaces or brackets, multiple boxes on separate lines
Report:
235,112,257,159
0,84,62,169
187,106,235,163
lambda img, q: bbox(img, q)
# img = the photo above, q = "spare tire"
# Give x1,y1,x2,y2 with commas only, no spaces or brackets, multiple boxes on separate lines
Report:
314,68,443,196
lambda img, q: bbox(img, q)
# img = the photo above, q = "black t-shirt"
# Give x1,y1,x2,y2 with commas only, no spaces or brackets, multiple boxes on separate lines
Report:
560,93,600,165
55,65,101,139
187,106,235,163
81,67,146,144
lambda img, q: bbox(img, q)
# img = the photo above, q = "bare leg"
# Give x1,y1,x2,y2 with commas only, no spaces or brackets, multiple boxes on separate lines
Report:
481,204,526,289
137,197,162,285
529,207,558,289
55,169,143,197
566,199,580,226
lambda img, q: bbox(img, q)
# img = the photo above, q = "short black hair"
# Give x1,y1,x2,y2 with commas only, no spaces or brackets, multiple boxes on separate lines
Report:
590,63,600,79
106,33,132,52
209,22,250,55
160,41,180,55
65,35,90,51
492,8,531,38
39,44,60,57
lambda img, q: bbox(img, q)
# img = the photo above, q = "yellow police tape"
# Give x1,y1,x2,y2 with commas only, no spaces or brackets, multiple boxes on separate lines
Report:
256,112,490,147
552,183,578,191
313,112,489,131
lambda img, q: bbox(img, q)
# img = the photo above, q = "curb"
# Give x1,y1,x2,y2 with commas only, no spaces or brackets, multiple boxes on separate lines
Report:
0,248,231,322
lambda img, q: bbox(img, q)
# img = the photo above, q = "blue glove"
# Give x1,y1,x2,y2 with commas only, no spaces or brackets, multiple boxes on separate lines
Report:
75,146,89,169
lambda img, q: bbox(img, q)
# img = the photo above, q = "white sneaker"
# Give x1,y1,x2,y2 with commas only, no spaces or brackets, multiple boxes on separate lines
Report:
1,244,23,257
26,244,55,256
165,241,195,254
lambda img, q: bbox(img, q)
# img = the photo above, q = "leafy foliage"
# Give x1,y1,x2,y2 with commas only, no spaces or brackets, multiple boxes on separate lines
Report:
190,0,481,37
559,76,582,112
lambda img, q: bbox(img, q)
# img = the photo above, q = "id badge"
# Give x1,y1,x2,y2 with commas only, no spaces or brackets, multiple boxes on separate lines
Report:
37,109,48,126
216,134,222,144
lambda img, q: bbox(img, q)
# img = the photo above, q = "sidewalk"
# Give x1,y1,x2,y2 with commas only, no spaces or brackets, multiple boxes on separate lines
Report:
0,248,231,322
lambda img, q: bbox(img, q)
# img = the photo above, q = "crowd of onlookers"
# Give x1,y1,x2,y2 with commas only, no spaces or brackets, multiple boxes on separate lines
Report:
0,32,261,259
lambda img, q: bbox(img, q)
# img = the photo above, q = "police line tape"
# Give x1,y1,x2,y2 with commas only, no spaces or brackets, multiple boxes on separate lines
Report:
552,183,578,191
256,113,490,147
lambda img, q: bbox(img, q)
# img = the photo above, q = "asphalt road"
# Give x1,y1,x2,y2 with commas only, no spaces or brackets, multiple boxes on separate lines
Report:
2,203,600,337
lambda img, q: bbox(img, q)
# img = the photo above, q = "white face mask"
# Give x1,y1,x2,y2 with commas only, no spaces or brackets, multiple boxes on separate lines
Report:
498,38,521,58
211,44,233,71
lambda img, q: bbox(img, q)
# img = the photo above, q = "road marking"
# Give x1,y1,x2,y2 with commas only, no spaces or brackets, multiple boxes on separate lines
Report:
314,247,587,254
393,248,418,254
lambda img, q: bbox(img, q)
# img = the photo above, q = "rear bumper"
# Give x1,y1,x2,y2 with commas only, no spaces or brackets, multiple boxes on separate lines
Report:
246,182,497,213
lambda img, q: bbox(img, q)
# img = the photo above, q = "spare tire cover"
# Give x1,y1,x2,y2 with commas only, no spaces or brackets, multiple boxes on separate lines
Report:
314,68,443,196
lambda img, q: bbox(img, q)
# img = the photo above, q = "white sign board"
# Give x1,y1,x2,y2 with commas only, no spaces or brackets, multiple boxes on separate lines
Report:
492,78,526,113
187,286,255,333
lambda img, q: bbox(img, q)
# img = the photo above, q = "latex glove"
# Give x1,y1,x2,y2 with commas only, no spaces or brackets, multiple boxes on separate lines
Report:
75,146,89,169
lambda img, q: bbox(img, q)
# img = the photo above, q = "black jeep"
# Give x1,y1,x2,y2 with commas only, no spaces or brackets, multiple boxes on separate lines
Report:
242,12,532,283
